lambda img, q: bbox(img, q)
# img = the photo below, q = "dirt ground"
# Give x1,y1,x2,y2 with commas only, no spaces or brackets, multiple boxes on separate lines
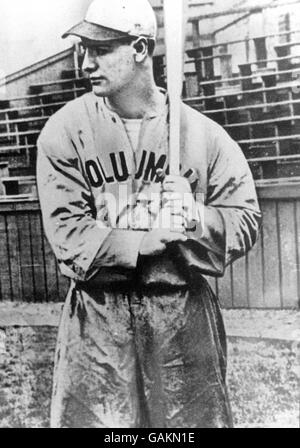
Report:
0,303,299,428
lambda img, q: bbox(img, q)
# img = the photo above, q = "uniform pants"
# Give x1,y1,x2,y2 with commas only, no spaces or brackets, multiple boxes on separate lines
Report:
50,277,233,428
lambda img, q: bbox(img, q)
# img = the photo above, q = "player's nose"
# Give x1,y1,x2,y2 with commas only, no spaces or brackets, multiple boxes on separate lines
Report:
82,50,98,74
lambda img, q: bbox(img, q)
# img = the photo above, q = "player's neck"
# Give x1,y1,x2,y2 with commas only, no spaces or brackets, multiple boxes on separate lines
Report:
106,74,164,119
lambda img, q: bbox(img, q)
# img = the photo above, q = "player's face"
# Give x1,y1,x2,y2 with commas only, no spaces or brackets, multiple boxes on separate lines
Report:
82,40,137,97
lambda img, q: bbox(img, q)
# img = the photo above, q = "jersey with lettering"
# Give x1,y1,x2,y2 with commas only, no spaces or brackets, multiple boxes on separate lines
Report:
37,91,261,285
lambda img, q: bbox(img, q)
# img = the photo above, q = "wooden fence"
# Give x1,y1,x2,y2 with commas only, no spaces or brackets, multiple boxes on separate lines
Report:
0,185,299,308
213,185,300,309
0,200,69,303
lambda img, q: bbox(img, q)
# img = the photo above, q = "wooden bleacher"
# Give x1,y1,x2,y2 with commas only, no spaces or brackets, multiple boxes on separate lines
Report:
182,28,300,182
0,62,88,187
1,28,300,198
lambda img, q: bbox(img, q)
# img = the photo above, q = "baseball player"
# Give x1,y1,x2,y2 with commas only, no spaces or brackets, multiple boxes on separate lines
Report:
37,0,261,428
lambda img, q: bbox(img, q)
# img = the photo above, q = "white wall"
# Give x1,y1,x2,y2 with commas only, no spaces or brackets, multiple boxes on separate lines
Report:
2,0,298,78
0,0,91,77
0,0,211,76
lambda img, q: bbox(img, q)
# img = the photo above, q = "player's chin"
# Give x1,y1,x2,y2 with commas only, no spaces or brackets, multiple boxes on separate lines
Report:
93,86,107,96
91,85,109,97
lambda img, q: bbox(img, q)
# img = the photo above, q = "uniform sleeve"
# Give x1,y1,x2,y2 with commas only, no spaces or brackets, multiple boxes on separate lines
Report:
185,122,261,277
37,121,146,282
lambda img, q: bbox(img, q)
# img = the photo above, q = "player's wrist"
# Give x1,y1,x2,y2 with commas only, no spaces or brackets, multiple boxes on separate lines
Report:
185,201,205,233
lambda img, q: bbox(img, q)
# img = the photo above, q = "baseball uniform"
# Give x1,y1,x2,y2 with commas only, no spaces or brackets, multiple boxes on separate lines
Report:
37,91,261,427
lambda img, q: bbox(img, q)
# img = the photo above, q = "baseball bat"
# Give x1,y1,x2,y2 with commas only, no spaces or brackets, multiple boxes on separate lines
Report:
164,0,186,175
163,0,223,279
164,0,223,283
163,0,195,280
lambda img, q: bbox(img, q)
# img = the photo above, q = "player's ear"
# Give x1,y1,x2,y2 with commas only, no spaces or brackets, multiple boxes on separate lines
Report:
132,38,148,62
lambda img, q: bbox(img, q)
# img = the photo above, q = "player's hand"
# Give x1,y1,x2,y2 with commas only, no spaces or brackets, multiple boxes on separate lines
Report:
162,175,192,195
161,175,200,229
139,229,188,257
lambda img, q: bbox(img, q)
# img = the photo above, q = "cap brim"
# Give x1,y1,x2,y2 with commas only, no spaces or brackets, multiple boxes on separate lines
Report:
62,20,131,41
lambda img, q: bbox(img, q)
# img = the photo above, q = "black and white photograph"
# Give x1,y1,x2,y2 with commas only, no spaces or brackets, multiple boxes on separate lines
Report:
0,0,299,429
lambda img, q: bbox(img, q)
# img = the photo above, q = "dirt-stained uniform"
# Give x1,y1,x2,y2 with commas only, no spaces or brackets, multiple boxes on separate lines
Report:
37,91,261,428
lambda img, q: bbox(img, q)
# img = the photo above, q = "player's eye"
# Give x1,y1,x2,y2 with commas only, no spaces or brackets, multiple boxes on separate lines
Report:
82,46,110,57
95,48,109,56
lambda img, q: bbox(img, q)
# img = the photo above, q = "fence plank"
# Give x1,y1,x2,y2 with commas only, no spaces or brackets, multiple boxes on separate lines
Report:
40,220,69,303
278,200,299,308
57,268,70,302
296,200,300,307
261,201,281,308
0,215,12,301
42,231,59,302
16,212,35,302
247,234,265,308
218,265,233,308
29,212,48,302
6,214,22,301
232,254,248,308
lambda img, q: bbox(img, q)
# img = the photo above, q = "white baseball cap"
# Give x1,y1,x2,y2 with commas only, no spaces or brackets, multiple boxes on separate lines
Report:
62,0,157,42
